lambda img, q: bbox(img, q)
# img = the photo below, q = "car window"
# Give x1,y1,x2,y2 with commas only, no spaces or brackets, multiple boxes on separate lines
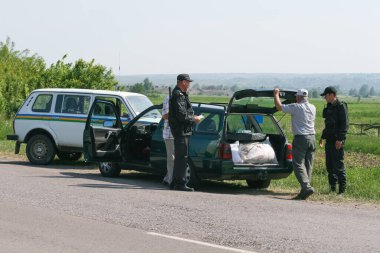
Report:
95,96,132,120
89,101,120,128
195,112,221,134
55,94,91,114
227,114,281,135
32,94,53,113
128,108,162,137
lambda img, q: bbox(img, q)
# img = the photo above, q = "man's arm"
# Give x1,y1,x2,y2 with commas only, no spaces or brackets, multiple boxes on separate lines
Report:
273,88,282,111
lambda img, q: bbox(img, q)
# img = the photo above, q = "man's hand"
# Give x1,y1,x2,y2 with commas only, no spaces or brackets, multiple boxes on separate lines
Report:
335,140,343,150
162,113,168,120
273,88,282,111
193,115,203,124
319,139,325,148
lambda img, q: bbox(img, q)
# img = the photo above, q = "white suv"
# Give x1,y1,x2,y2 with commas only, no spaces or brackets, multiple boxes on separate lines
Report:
7,88,161,165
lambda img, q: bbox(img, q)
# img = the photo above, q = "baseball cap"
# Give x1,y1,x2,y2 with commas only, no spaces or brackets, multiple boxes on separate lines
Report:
320,86,337,96
177,73,193,82
295,89,308,97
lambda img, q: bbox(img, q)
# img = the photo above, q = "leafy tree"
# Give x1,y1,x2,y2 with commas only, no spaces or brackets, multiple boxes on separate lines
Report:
359,84,369,97
41,56,117,90
143,78,154,91
128,82,145,93
369,86,376,96
0,38,118,117
0,37,46,116
349,88,358,97
310,89,319,98
230,84,239,92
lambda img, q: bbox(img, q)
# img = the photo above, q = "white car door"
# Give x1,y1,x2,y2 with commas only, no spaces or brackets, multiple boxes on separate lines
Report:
49,94,92,147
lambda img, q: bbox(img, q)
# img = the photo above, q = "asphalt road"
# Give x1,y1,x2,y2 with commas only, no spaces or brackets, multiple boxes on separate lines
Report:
0,157,379,253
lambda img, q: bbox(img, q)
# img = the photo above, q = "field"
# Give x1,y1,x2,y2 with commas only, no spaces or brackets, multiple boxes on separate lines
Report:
1,94,379,203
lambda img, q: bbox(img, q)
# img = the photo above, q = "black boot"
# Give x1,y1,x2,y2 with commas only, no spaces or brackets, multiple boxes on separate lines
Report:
338,184,346,194
330,184,336,192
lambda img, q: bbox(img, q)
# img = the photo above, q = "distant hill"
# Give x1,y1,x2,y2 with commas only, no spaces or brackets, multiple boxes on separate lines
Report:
116,73,380,93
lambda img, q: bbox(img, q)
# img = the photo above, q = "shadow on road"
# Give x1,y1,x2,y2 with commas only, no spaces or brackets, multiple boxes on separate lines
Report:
0,158,292,198
0,159,97,170
57,170,292,197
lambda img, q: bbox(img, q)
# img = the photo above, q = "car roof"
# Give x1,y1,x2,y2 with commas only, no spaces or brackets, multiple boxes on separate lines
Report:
31,88,146,97
192,103,226,110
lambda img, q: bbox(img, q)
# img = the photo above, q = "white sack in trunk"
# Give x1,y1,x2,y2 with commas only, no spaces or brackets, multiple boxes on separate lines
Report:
230,141,244,164
239,137,278,164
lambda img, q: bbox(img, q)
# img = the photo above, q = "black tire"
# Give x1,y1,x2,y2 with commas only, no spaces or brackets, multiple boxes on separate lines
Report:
246,179,271,189
186,162,201,189
99,162,121,177
26,134,56,165
57,152,82,162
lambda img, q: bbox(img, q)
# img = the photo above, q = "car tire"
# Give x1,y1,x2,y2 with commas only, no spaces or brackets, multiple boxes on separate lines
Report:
246,179,271,189
26,134,56,165
99,162,121,177
57,152,82,162
186,162,201,189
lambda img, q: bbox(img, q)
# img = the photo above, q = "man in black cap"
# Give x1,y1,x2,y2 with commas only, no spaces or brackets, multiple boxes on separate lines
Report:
320,86,349,194
168,74,201,191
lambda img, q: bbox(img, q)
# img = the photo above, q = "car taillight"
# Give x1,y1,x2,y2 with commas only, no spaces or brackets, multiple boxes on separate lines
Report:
286,144,293,161
219,142,232,160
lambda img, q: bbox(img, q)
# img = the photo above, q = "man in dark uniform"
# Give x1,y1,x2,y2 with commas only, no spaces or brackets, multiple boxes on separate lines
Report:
169,74,201,191
320,86,349,194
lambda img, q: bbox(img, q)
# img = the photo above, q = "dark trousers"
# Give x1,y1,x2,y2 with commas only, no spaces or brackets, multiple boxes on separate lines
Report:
173,135,190,187
325,140,346,189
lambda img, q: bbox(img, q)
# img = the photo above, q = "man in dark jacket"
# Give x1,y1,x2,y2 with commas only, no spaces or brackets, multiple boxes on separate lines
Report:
169,74,201,191
320,86,349,194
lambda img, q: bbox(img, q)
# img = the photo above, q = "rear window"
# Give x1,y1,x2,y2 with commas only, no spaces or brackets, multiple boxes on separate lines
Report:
32,94,53,113
195,112,221,134
227,114,281,135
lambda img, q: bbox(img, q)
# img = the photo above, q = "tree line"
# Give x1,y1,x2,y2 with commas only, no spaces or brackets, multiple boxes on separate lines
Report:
0,38,118,117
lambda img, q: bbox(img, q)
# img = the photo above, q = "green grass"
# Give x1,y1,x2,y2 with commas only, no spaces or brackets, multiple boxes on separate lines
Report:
269,150,380,203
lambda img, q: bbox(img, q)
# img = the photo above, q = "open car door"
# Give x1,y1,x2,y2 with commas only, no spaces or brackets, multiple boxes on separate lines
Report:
227,89,297,114
83,99,123,162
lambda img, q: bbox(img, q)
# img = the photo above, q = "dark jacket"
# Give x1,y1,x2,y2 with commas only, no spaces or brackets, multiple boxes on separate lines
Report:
168,86,195,136
321,99,349,141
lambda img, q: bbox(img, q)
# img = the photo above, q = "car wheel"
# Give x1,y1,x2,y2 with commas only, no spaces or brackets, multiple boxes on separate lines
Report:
186,162,201,189
26,134,56,165
99,162,121,177
246,179,271,189
57,152,82,162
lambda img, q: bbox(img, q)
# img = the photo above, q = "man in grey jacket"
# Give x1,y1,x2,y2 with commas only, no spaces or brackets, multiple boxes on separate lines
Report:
274,88,316,200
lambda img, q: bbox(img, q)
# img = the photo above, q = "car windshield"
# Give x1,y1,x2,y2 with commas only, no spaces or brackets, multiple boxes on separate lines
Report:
126,95,162,120
126,95,154,114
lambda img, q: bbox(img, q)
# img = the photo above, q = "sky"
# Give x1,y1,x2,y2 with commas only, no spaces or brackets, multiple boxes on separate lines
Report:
1,0,380,75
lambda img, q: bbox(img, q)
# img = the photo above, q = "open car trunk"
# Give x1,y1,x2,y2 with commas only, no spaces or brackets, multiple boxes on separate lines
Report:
223,89,296,166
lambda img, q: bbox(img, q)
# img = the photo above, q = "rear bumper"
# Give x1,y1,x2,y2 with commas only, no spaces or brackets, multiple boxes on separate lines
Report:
218,160,293,181
6,135,21,154
7,134,18,140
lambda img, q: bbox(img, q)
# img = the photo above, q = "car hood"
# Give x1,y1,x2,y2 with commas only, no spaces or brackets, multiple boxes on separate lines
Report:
228,89,297,114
